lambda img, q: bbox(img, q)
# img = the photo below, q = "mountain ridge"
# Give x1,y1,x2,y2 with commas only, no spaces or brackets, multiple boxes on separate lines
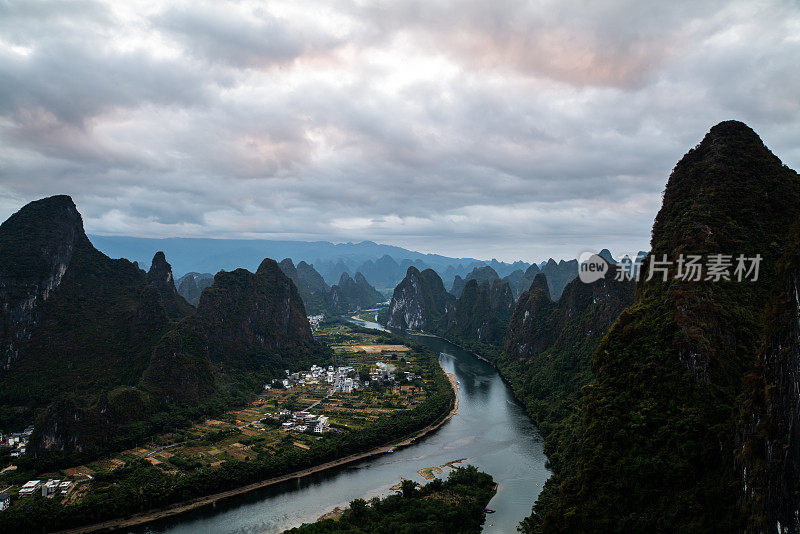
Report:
526,120,800,532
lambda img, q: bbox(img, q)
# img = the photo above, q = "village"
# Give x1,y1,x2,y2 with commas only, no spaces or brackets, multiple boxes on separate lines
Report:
0,426,33,459
0,322,429,512
263,360,418,434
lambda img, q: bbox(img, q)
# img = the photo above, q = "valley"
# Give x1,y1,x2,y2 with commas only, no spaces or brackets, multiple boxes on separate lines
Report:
0,322,457,532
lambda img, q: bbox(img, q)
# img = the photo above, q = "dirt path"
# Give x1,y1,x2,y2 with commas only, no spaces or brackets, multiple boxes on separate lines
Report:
140,441,186,459
57,364,459,534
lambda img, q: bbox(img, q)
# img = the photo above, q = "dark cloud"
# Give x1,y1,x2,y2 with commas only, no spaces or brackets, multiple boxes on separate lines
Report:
0,0,798,262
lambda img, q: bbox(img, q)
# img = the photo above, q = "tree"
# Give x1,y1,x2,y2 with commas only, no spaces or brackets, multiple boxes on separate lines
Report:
349,498,367,519
399,479,418,498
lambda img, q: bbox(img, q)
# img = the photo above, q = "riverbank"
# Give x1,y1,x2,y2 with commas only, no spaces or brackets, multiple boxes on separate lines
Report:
57,365,459,534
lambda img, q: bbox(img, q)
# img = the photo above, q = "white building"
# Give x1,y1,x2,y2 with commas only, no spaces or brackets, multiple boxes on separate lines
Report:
42,479,60,497
315,416,330,433
19,480,41,498
0,494,9,510
342,378,354,393
307,315,324,330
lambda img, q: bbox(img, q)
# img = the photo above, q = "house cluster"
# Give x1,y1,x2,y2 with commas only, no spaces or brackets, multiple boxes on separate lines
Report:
368,361,396,386
0,425,34,458
367,361,418,385
270,364,358,391
307,315,324,331
267,362,415,394
261,409,331,433
276,411,331,433
18,478,72,498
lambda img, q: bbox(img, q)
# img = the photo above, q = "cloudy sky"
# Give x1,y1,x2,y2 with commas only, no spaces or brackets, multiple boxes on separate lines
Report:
1,0,798,262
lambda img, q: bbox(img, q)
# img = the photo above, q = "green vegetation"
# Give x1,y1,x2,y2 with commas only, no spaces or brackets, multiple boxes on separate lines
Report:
523,121,800,532
286,465,496,533
0,196,334,475
442,278,514,346
497,269,635,477
0,321,455,532
330,272,383,314
278,259,383,316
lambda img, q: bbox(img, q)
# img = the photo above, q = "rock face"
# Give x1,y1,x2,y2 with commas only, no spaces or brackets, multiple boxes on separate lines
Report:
529,121,800,533
502,266,635,436
176,272,214,306
540,259,578,300
142,258,318,405
444,278,515,345
146,251,194,320
449,265,500,298
329,272,382,313
386,267,453,330
278,258,331,315
739,226,800,533
0,195,83,370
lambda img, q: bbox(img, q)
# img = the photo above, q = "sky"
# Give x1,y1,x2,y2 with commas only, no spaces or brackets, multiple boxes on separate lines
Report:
1,0,799,263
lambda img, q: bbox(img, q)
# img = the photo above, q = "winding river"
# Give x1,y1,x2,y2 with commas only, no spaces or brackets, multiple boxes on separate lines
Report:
129,319,551,533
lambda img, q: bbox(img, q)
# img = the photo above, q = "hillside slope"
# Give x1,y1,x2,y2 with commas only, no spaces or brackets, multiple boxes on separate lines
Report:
526,121,800,532
0,195,324,466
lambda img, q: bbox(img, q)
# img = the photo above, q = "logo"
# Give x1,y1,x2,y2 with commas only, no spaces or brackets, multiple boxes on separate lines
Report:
578,251,608,284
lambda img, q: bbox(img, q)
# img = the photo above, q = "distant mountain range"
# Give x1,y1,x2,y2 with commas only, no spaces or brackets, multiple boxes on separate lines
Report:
88,236,535,291
89,235,626,302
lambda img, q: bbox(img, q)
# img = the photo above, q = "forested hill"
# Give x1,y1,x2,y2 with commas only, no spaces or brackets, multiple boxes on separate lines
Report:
277,259,383,315
141,258,322,406
146,251,194,320
0,195,326,469
526,121,800,532
329,272,384,313
0,196,176,458
278,258,332,315
500,266,635,468
286,465,496,534
385,266,516,348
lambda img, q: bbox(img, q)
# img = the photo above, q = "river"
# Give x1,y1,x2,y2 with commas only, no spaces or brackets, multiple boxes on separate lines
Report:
130,319,551,533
